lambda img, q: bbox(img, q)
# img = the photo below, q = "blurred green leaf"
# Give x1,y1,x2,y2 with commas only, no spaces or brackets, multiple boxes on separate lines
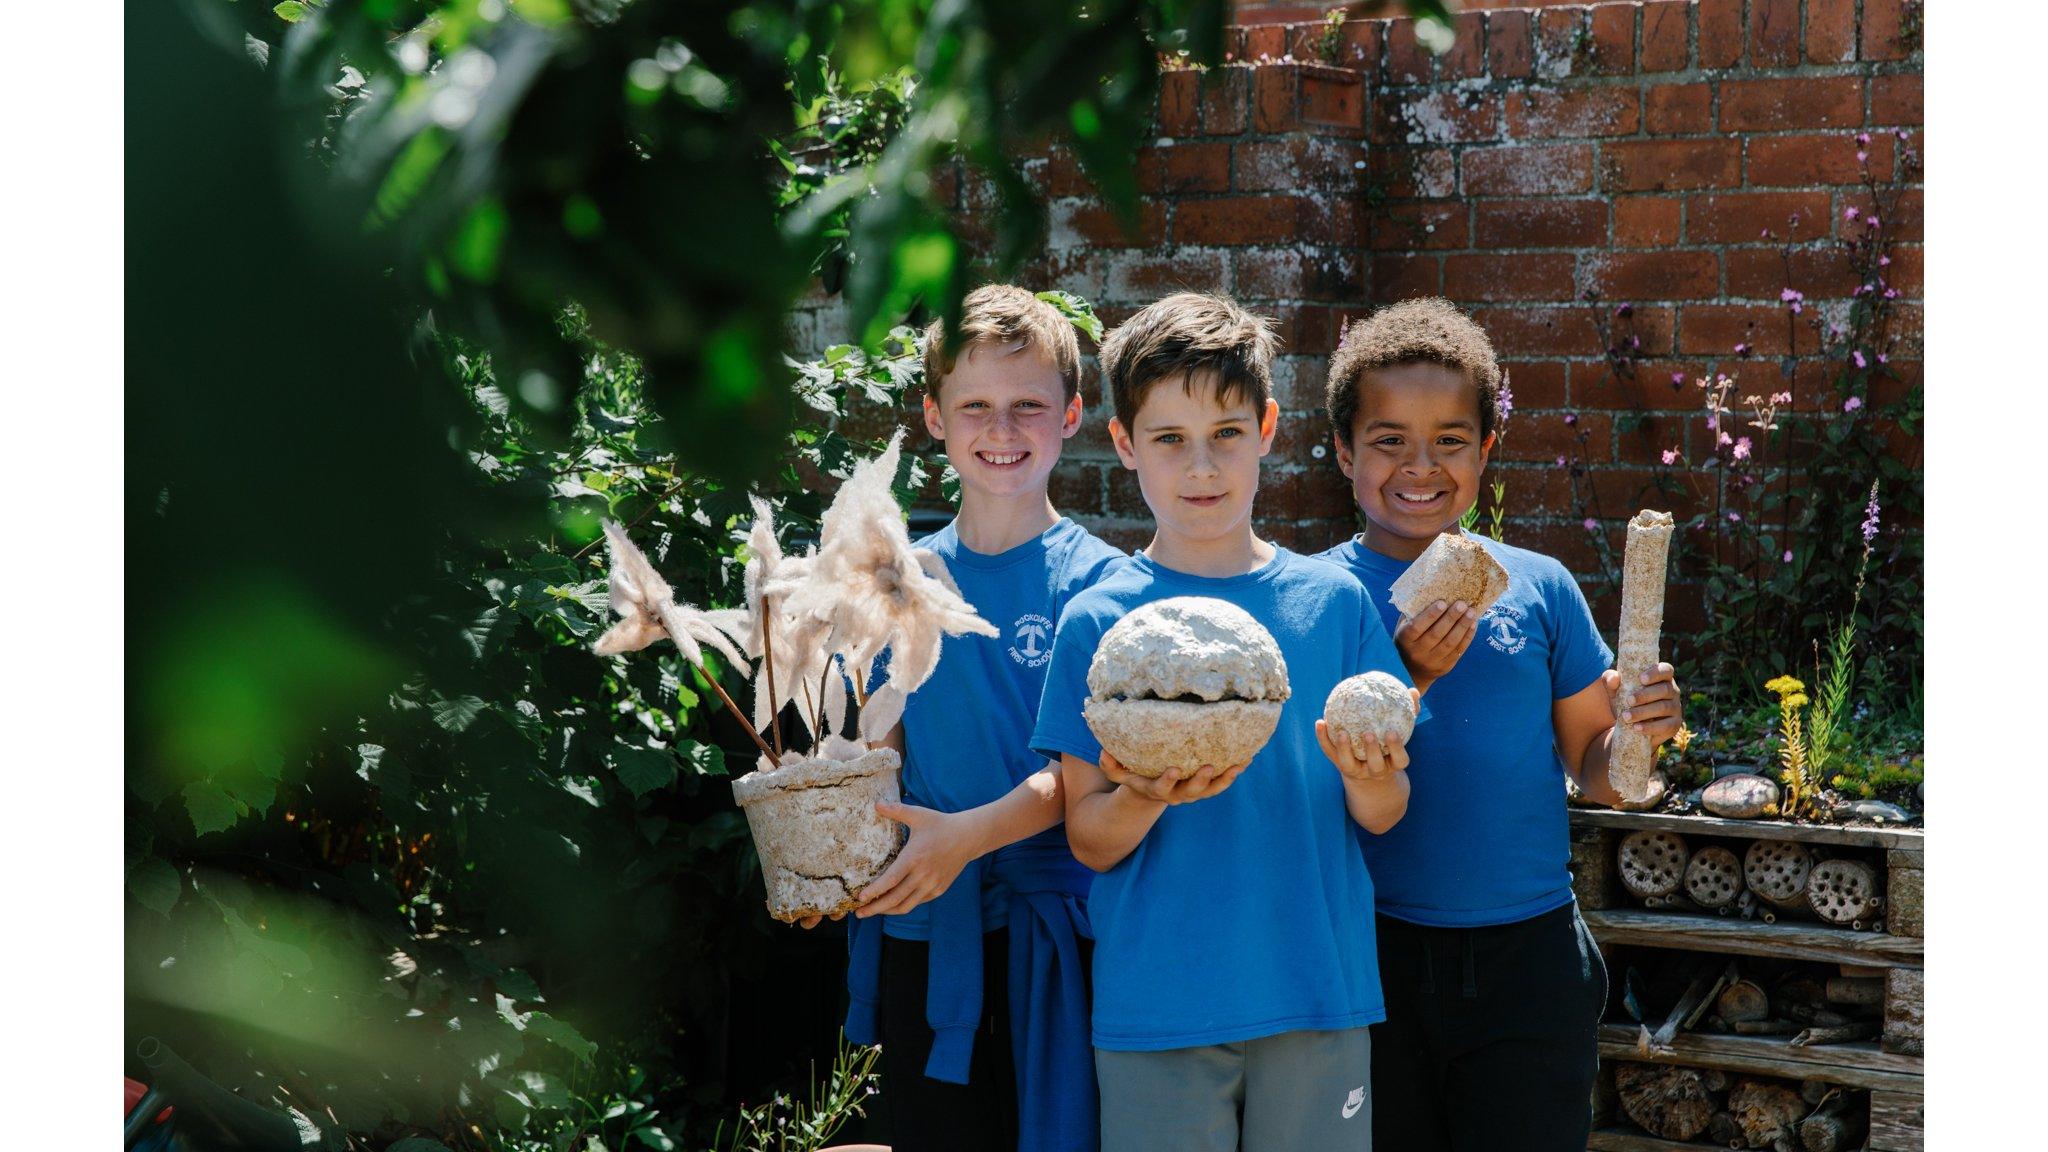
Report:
182,781,242,836
127,857,184,916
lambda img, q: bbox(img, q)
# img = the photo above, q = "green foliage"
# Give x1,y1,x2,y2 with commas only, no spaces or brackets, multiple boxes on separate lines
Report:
223,0,1234,478
126,299,932,1145
1581,143,1925,733
1830,753,1924,803
711,1038,881,1152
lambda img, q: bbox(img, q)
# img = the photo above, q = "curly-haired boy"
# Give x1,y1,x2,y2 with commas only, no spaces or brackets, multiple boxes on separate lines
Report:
1315,297,1685,1152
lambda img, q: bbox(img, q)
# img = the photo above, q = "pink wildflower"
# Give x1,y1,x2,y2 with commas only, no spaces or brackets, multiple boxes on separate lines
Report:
1718,431,1733,447
1732,437,1752,461
1771,392,1792,405
1844,396,1864,412
1727,511,1742,523
1556,455,1567,468
1782,550,1794,563
1583,518,1598,532
1844,206,1860,221
1852,350,1868,369
1661,448,1680,465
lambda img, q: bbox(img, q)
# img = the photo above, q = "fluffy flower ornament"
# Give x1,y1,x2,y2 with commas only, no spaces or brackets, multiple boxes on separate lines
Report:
593,520,750,669
778,429,999,696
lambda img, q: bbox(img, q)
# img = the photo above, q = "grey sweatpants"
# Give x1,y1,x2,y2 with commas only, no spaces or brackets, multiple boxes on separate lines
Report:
1095,1027,1372,1152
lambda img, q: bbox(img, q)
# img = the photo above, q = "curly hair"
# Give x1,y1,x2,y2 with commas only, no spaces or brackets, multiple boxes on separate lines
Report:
1325,297,1501,444
1098,292,1279,429
922,284,1082,403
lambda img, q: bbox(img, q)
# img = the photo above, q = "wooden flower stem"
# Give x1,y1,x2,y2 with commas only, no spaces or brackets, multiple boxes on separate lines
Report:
697,661,777,764
761,596,784,759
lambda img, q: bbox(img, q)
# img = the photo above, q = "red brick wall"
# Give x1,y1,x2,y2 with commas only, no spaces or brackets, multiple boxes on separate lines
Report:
807,1,1924,629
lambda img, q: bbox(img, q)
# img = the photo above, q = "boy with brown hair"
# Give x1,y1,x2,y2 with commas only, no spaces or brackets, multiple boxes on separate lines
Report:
829,284,1124,1152
1031,292,1420,1152
1315,297,1685,1152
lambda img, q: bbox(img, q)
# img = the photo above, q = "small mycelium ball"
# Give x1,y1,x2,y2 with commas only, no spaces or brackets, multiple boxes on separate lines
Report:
1322,671,1416,754
1083,596,1290,779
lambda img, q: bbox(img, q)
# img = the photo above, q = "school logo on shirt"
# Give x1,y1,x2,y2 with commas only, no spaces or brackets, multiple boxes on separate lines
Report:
1483,602,1529,655
1010,613,1054,667
1342,1086,1366,1119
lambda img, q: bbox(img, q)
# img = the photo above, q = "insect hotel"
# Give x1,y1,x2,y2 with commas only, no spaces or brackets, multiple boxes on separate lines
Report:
1571,808,1923,1151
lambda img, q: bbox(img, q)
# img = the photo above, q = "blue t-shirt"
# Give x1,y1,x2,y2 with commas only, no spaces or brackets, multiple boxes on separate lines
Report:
1030,548,1415,1051
880,517,1124,941
1318,533,1614,928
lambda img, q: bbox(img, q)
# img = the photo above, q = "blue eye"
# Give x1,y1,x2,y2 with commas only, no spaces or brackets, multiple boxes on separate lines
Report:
1217,427,1242,439
1156,433,1183,444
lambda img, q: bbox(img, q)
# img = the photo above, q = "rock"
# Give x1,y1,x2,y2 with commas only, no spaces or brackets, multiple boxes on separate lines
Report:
1714,762,1768,780
1323,671,1416,751
1840,799,1911,825
1703,773,1781,819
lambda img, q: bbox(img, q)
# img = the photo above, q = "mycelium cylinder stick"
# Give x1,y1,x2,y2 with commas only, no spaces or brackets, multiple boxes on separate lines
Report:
1610,510,1676,804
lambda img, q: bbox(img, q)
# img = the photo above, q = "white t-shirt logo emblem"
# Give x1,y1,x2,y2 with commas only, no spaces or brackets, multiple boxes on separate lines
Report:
1484,602,1528,655
1342,1086,1366,1119
1010,613,1054,667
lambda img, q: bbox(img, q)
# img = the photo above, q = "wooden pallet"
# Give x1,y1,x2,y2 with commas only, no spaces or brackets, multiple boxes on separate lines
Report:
1573,809,1924,1151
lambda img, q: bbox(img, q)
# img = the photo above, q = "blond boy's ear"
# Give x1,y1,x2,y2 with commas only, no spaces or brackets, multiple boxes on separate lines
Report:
1256,398,1280,455
1108,417,1138,470
1060,393,1083,440
922,392,946,442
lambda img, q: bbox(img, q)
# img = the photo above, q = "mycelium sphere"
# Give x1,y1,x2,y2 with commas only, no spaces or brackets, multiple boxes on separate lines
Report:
1083,597,1291,779
1322,671,1416,752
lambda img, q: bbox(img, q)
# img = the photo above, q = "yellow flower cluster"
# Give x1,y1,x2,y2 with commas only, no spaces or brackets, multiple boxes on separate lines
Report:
1764,674,1806,697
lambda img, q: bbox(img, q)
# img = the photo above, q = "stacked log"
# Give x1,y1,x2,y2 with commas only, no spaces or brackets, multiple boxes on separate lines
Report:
1612,1063,1870,1149
1618,830,1690,900
1805,858,1883,927
1614,833,1890,930
1743,840,1813,910
1685,845,1745,910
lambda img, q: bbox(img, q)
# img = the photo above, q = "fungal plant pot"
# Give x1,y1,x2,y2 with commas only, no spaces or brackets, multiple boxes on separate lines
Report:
731,746,905,923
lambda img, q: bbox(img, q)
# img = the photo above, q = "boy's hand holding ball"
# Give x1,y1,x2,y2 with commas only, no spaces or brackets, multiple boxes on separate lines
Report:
1318,671,1419,783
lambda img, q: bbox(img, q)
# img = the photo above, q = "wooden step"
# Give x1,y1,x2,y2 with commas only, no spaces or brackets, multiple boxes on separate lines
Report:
1582,909,1922,967
1570,807,1923,850
1596,1024,1923,1093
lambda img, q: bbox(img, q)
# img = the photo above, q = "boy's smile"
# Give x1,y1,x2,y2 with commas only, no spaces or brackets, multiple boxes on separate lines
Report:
1334,361,1493,562
1111,369,1279,574
924,340,1081,501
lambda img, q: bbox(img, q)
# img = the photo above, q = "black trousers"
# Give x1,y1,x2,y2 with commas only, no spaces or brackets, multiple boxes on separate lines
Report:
1369,902,1608,1152
878,929,1018,1152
